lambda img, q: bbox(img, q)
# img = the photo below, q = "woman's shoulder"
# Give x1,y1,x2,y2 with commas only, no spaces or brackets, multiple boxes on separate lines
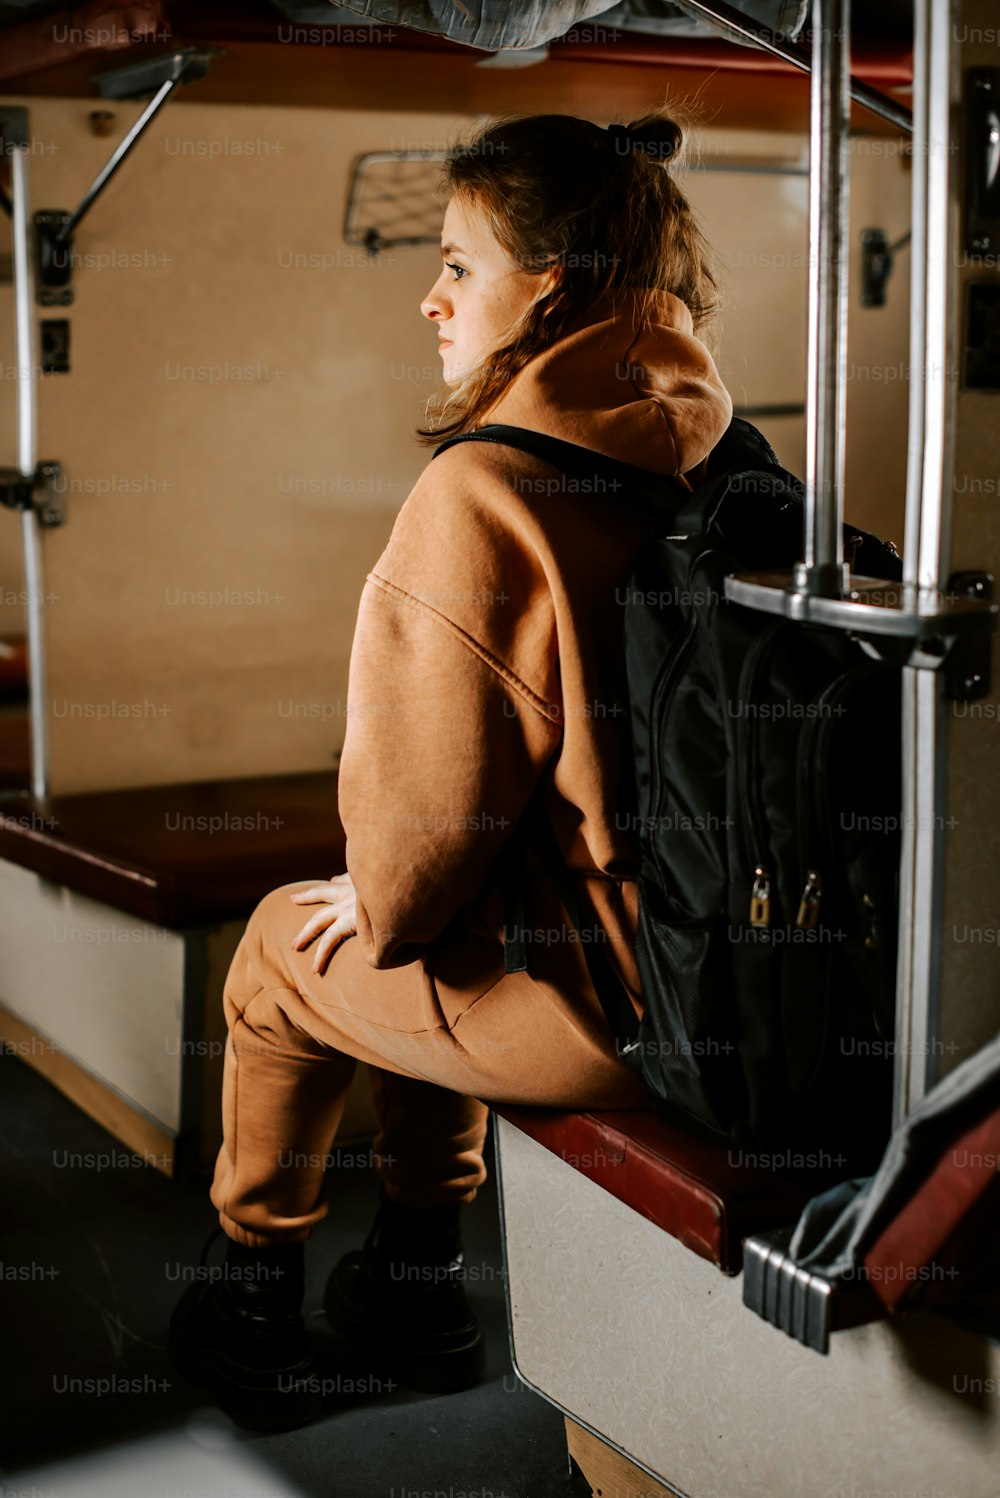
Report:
372,430,655,621
367,439,556,643
379,438,553,573
402,434,548,517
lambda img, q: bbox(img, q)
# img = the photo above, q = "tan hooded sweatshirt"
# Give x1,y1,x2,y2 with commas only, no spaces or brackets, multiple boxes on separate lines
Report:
338,287,733,1021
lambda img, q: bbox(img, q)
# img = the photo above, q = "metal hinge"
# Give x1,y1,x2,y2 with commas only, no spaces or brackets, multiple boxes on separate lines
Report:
0,463,65,527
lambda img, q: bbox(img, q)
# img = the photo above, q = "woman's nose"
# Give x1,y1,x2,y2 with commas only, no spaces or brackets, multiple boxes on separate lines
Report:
420,273,450,323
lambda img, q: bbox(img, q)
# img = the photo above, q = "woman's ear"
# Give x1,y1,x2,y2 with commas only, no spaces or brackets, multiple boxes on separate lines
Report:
532,262,562,308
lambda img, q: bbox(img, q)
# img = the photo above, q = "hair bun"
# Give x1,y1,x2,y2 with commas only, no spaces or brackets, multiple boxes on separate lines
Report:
605,118,681,163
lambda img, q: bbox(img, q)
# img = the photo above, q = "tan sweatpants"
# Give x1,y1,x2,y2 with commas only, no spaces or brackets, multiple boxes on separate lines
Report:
209,869,650,1246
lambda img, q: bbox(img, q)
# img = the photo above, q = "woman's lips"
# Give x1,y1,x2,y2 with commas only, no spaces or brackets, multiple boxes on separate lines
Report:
438,339,453,349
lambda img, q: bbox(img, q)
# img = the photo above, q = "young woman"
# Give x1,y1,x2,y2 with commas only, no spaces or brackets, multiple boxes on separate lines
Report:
169,109,733,1430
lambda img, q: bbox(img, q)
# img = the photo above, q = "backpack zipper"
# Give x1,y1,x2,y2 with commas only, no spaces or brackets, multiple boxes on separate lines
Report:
792,662,871,930
735,619,791,928
793,670,847,931
799,660,891,930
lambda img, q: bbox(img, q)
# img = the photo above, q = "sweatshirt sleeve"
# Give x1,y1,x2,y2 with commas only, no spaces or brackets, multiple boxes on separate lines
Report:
336,460,564,969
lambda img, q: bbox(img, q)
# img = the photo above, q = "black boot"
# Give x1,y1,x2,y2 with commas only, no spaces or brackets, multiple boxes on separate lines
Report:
168,1229,324,1431
323,1190,486,1394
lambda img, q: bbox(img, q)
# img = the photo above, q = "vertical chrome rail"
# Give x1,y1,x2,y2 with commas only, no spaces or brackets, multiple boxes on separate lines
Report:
669,0,980,1126
892,0,956,1123
796,0,851,598
902,0,954,596
6,111,48,802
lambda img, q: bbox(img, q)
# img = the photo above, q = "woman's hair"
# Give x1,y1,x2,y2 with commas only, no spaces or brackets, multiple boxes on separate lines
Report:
415,108,721,446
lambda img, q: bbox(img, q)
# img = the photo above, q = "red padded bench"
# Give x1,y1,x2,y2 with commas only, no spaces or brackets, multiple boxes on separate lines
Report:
0,770,345,925
494,1105,827,1274
0,715,30,791
0,637,28,700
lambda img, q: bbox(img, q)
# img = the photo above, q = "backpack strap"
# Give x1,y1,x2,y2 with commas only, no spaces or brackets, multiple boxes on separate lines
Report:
432,420,800,542
434,423,650,1053
500,804,643,1057
433,423,680,524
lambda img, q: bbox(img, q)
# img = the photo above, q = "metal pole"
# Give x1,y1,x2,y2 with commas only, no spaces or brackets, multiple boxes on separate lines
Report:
795,0,851,597
675,0,912,134
54,78,178,244
892,0,956,1123
7,116,49,802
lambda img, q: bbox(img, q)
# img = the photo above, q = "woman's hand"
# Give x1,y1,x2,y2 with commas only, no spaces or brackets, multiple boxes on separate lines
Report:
288,873,358,974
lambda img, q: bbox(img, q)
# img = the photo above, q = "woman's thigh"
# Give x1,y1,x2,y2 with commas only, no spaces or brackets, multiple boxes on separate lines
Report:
230,878,650,1112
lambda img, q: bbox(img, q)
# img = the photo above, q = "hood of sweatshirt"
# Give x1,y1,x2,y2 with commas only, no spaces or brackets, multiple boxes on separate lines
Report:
479,286,733,482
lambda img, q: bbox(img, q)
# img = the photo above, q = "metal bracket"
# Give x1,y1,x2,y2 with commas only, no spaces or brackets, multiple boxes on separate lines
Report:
40,318,70,375
861,227,913,308
0,463,65,527
965,69,1000,256
724,570,997,673
743,1225,887,1354
35,211,74,306
943,572,993,700
26,48,224,306
964,282,1000,390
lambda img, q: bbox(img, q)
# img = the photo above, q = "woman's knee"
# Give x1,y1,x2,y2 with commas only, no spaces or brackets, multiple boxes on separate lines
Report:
224,882,313,1017
245,880,316,937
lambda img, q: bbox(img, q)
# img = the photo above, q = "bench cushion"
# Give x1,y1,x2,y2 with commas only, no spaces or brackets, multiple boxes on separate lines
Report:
0,638,28,700
495,1105,821,1273
0,716,30,790
0,772,344,927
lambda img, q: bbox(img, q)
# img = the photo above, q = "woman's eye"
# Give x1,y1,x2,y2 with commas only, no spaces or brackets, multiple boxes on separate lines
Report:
444,261,467,281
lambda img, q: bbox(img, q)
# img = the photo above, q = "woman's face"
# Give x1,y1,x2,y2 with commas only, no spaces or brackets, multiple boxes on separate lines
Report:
421,194,558,387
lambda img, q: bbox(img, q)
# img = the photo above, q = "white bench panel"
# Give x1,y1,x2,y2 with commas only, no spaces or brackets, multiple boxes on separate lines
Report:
497,1116,1000,1498
0,859,186,1133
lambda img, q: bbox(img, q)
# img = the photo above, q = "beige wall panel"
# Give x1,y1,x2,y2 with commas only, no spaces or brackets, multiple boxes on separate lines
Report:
0,518,26,635
0,97,464,792
685,131,911,552
0,516,27,635
683,154,808,486
0,103,912,794
843,134,913,553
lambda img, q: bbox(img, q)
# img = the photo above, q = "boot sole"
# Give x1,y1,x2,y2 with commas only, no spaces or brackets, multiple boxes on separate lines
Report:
168,1285,325,1431
323,1252,487,1396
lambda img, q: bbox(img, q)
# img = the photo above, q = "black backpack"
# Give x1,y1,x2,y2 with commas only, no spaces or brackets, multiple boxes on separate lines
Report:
433,418,903,1170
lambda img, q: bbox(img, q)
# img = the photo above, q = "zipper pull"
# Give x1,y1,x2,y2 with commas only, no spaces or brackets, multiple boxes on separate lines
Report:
749,867,771,927
795,870,823,928
862,892,879,949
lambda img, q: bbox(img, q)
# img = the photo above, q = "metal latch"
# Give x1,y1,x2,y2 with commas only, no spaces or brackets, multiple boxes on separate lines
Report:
35,211,74,307
0,463,65,527
860,227,912,308
966,69,1000,256
944,572,993,700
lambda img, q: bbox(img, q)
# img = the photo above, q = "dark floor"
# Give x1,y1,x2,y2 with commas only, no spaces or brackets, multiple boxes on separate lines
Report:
0,1052,573,1497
